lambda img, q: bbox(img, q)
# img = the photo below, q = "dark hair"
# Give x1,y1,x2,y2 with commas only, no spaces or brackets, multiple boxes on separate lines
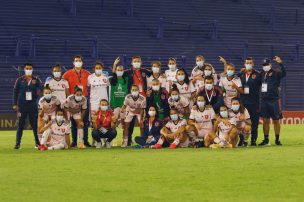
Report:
147,104,159,118
110,68,127,86
24,63,33,68
168,57,176,63
132,56,141,60
44,84,51,92
204,76,214,81
56,109,64,114
100,99,109,105
177,68,190,84
231,97,245,113
170,84,180,94
73,55,83,61
74,86,83,93
170,107,178,114
52,64,61,70
245,57,253,61
131,84,139,89
151,61,161,67
94,61,104,69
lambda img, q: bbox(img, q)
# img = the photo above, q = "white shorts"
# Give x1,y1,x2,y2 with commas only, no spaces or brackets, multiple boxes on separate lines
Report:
124,110,141,123
70,112,81,120
195,123,213,139
43,111,56,122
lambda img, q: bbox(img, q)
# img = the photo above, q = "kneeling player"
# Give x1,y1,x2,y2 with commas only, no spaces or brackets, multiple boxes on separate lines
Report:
186,96,215,147
205,105,239,148
229,98,251,147
38,110,70,150
151,108,189,149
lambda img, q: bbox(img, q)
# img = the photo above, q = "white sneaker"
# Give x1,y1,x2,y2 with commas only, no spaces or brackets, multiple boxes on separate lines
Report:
105,142,111,149
96,142,102,149
121,140,128,148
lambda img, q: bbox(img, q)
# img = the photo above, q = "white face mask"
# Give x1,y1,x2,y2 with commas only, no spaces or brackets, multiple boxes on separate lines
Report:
75,95,82,102
131,91,139,97
44,94,52,100
152,67,160,73
148,110,156,117
100,106,108,111
204,70,212,76
177,75,185,81
170,114,178,121
196,61,204,67
171,95,179,101
263,65,271,72
116,71,123,77
53,72,61,78
56,115,64,123
227,70,234,77
25,69,33,76
245,64,252,71
231,104,240,111
168,64,176,71
197,101,205,108
205,84,213,90
152,85,160,91
95,69,102,75
74,61,83,68
220,111,228,118
133,62,141,69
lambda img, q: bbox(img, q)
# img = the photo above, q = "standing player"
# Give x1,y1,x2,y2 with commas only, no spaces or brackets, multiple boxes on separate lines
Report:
259,56,286,146
205,105,239,148
121,84,146,147
64,87,87,149
146,61,166,89
151,108,189,149
45,64,70,104
38,110,70,150
173,68,196,103
186,96,215,147
164,58,178,90
229,97,251,147
168,85,190,118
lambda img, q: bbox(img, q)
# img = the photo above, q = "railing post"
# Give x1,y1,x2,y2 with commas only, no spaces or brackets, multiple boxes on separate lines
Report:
15,36,21,57
101,0,104,11
127,0,133,16
295,42,300,62
270,45,274,59
92,36,98,58
243,41,249,60
157,18,164,39
270,5,275,30
212,20,218,40
122,54,127,68
295,8,298,24
29,34,37,57
70,0,76,16
187,24,192,38
181,55,186,68
64,39,68,56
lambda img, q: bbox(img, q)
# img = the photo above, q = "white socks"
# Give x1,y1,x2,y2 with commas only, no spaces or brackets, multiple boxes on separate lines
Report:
77,128,84,144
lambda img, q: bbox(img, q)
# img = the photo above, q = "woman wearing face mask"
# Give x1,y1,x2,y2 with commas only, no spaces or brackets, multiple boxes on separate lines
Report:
146,61,166,89
219,63,243,108
193,64,218,91
168,85,190,118
197,76,224,113
64,86,87,149
229,97,251,147
134,105,163,148
37,85,61,141
164,57,178,89
91,99,117,149
146,79,170,120
38,110,70,151
151,108,189,149
186,96,215,147
110,59,129,128
121,84,146,147
45,64,70,105
87,62,109,115
173,69,196,101
205,105,239,148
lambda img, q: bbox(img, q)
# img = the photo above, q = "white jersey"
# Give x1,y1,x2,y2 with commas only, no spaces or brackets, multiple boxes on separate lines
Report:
88,73,109,103
168,95,189,114
49,120,70,145
124,94,146,114
38,95,61,114
229,109,250,129
174,81,196,99
45,78,69,103
218,118,236,138
191,66,204,78
165,119,187,133
219,76,242,108
64,95,87,114
189,107,215,129
165,69,178,82
146,74,166,89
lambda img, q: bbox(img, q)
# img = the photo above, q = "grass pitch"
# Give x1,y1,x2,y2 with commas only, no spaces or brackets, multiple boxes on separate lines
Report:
0,125,304,202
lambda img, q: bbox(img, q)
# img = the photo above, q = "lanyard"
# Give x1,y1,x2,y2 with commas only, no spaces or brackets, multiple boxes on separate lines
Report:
74,69,82,83
133,69,141,82
205,88,214,103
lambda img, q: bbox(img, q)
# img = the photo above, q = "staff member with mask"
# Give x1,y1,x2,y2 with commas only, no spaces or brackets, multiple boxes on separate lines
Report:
13,63,42,149
63,55,91,147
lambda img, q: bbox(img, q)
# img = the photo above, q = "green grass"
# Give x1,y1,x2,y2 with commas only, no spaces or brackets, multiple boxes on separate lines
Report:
1,125,304,202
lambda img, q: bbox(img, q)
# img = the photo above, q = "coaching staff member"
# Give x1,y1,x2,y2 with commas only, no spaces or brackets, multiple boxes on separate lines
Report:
63,55,91,147
13,63,42,149
259,56,286,146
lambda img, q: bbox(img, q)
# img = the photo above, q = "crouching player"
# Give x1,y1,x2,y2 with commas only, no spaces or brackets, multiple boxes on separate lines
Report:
38,110,70,150
186,96,215,147
205,105,239,148
229,97,251,147
151,108,189,149
64,87,87,149
91,99,117,149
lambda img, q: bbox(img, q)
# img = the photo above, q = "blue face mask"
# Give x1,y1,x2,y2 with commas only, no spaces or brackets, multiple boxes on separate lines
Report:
44,94,52,100
245,64,252,70
227,70,234,77
231,104,240,111
95,69,103,75
170,114,178,121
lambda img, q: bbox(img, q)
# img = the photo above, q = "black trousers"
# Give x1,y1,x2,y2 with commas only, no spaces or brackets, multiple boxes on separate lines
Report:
15,108,40,146
243,103,259,143
92,128,117,143
71,107,89,145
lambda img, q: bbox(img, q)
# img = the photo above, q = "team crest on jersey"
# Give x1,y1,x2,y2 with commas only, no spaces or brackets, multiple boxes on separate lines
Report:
142,72,146,77
269,72,273,77
185,87,188,91
32,80,36,84
155,122,159,127
61,128,66,133
62,84,65,88
205,115,209,119
161,95,165,99
103,79,107,83
252,74,256,79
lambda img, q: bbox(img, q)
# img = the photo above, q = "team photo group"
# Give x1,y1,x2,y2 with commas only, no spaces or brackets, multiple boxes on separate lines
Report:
13,54,286,150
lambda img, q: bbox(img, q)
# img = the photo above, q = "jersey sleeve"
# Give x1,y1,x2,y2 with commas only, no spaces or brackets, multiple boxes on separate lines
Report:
209,108,216,119
38,98,43,110
181,119,187,126
189,109,195,120
64,80,69,89
189,82,196,93
235,78,242,87
165,121,171,130
181,96,190,107
142,97,147,109
244,108,250,120
82,97,88,110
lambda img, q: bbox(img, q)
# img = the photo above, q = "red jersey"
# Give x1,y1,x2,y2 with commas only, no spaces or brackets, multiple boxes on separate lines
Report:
95,109,113,129
63,68,91,96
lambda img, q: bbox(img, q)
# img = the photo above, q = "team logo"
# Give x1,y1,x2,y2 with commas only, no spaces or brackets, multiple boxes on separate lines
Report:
205,115,209,119
185,87,188,91
252,74,256,79
62,84,65,88
161,95,165,99
61,128,66,133
103,79,107,83
142,72,146,77
155,122,159,127
32,80,37,84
